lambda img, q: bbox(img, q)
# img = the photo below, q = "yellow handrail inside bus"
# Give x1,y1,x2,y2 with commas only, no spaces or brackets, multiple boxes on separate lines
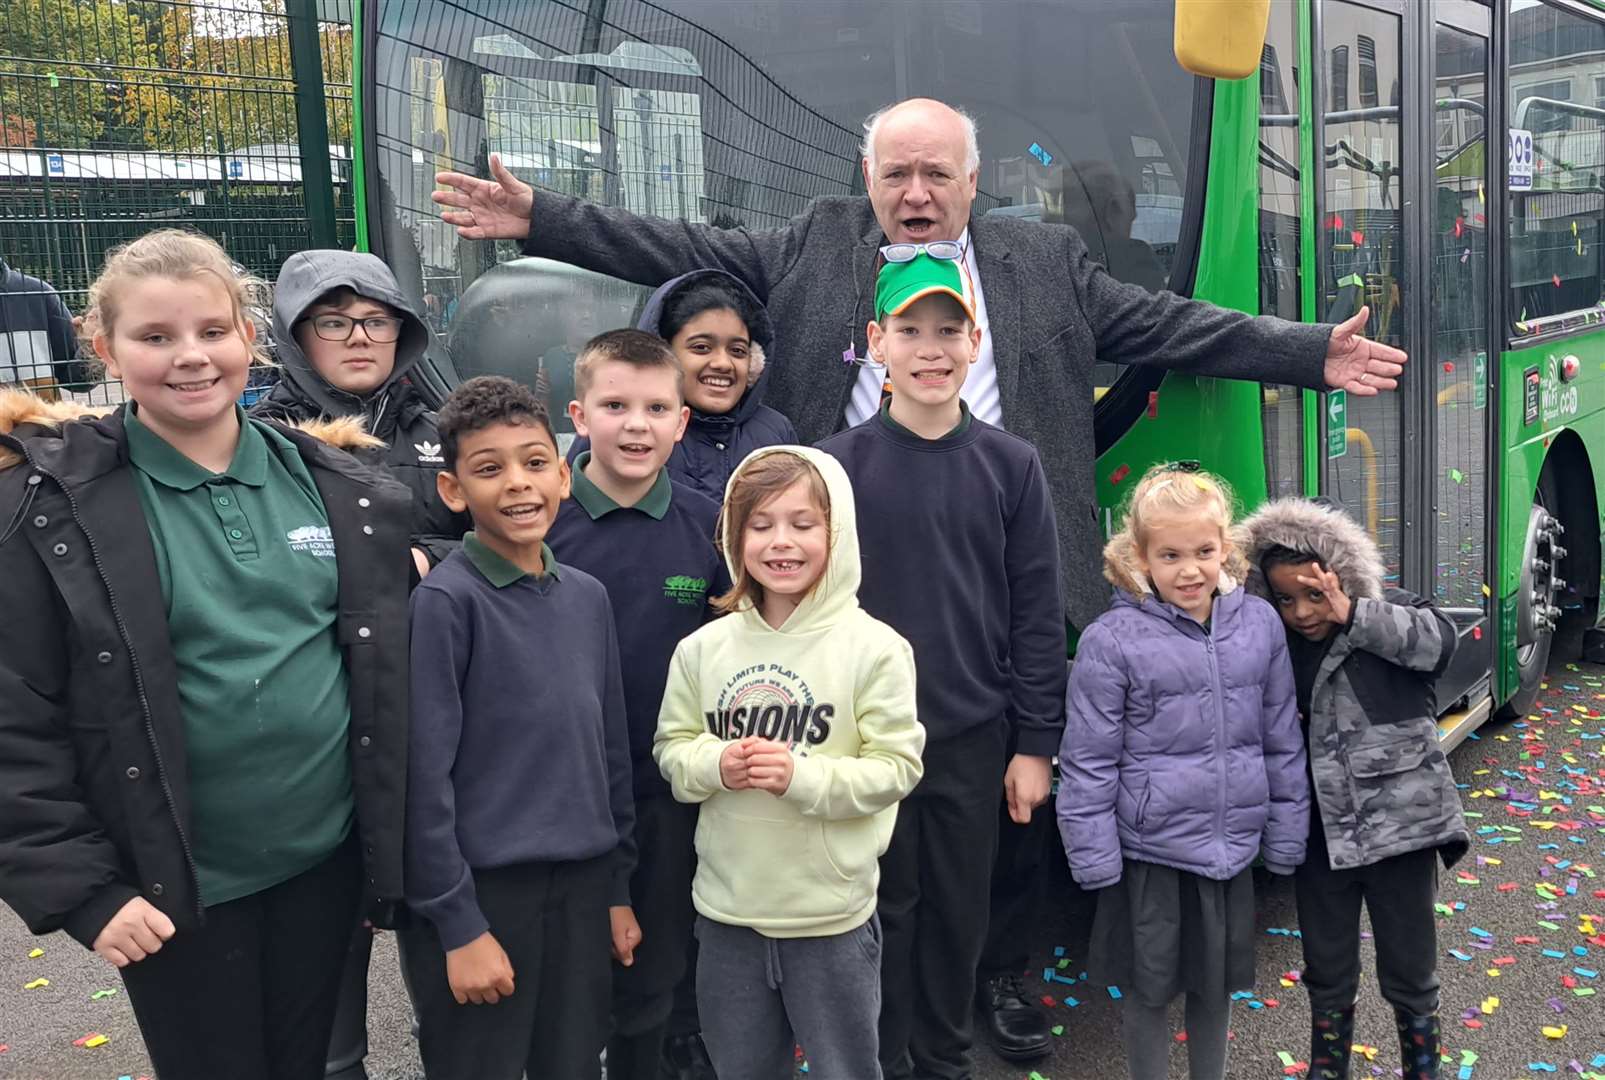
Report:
1344,427,1381,537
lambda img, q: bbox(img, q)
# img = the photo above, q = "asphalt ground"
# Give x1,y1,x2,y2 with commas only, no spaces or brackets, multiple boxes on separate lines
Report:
4,661,1604,1080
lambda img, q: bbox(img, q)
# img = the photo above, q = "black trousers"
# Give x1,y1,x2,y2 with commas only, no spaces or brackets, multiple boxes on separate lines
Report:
978,766,1060,981
399,855,612,1080
120,836,363,1080
608,795,699,1080
1294,824,1442,1016
879,721,1008,1080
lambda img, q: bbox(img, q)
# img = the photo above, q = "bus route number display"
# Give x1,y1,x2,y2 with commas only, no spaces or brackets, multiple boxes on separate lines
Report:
1509,128,1533,191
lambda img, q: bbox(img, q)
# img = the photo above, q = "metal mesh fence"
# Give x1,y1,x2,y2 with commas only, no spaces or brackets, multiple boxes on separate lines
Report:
0,0,353,404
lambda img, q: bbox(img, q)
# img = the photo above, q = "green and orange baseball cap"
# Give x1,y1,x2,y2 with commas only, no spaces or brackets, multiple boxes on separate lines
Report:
874,251,977,323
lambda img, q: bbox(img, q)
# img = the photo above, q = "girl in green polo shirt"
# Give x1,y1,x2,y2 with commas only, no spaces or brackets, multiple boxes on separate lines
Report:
0,228,412,1080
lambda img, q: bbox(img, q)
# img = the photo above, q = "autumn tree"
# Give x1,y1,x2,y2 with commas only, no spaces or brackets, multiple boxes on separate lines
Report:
0,0,353,152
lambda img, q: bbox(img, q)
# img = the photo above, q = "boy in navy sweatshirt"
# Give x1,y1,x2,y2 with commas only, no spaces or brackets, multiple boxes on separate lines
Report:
544,328,726,1080
819,252,1067,1080
401,375,637,1080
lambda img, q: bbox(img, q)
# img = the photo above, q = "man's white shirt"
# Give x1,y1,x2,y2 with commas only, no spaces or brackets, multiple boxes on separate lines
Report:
845,228,1002,429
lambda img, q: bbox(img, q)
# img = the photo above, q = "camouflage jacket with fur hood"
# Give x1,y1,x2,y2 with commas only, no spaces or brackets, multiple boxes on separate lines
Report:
1240,498,1469,871
0,391,412,948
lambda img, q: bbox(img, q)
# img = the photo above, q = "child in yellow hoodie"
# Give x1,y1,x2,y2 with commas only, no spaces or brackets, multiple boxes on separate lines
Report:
654,446,925,1080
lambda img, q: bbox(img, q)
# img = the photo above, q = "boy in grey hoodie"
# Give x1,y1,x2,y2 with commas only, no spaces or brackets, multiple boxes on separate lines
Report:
255,250,469,578
254,250,469,1079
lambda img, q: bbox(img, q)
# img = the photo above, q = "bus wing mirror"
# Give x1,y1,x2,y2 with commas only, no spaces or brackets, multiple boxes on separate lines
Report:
1173,0,1271,80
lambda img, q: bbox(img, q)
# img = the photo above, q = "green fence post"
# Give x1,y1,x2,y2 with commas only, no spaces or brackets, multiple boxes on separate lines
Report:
287,0,338,249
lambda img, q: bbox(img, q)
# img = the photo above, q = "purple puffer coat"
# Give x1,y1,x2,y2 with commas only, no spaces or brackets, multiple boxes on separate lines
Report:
1057,584,1309,890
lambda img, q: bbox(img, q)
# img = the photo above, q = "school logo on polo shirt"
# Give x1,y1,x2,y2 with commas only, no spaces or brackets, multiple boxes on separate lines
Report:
286,524,336,558
663,574,709,606
415,440,444,464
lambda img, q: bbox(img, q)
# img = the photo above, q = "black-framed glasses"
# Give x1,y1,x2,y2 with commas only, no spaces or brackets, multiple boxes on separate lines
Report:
879,240,964,263
302,314,405,343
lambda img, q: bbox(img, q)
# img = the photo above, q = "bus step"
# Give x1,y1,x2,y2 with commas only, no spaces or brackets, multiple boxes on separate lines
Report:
1437,694,1492,752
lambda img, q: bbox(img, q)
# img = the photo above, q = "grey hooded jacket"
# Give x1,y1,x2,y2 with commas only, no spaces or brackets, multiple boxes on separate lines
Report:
1240,499,1470,871
253,250,468,566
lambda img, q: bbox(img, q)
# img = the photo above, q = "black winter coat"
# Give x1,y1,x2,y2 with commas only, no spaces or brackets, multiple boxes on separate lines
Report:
0,397,412,947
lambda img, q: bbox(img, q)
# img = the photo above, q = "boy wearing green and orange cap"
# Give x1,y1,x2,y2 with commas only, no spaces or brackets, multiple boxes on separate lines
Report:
819,251,1068,1079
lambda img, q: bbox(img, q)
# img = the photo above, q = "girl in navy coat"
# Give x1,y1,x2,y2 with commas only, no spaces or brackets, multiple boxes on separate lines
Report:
571,269,796,506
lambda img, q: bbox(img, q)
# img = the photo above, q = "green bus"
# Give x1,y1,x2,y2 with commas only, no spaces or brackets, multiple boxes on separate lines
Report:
351,0,1605,744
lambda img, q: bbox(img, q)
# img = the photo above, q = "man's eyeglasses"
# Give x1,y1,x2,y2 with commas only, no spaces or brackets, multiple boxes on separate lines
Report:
302,314,405,343
879,240,964,263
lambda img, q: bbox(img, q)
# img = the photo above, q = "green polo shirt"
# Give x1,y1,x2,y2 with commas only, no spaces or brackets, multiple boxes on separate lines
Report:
879,398,973,441
462,532,561,584
568,453,673,519
126,406,354,907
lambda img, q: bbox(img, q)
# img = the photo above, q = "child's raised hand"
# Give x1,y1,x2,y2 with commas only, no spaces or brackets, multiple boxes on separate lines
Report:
610,904,643,967
744,739,795,796
446,930,516,1005
92,896,176,968
1294,563,1353,626
720,737,756,790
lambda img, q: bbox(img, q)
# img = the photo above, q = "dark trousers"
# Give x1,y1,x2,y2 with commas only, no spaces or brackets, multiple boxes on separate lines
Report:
399,855,612,1080
978,768,1060,980
879,721,1008,1080
1294,825,1442,1016
326,924,373,1075
608,795,699,1080
120,837,363,1080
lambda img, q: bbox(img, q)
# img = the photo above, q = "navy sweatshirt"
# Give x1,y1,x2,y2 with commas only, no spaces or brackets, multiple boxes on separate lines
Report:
406,536,635,950
818,404,1068,755
545,457,728,799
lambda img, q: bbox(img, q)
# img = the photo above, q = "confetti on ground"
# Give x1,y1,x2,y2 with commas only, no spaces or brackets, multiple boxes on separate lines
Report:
25,948,42,959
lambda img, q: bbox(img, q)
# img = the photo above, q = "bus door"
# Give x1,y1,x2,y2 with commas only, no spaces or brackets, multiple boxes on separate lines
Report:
1317,0,1494,711
1317,0,1411,601
1422,0,1495,706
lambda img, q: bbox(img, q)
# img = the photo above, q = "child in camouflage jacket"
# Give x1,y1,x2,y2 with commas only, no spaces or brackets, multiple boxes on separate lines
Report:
1241,497,1469,1080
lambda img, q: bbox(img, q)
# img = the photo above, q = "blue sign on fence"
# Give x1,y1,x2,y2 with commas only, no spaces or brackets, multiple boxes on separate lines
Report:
228,159,244,179
47,154,64,174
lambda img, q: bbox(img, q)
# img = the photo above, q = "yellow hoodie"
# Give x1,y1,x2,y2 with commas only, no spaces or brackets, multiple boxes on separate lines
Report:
654,446,925,938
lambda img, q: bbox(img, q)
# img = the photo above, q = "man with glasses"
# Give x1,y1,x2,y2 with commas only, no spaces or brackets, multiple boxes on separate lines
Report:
436,96,1406,1080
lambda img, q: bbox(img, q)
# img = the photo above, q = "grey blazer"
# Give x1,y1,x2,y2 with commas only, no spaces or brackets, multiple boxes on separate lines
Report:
523,192,1332,630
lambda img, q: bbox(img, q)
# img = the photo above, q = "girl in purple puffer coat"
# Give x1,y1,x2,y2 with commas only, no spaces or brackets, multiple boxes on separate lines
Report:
1057,464,1310,1080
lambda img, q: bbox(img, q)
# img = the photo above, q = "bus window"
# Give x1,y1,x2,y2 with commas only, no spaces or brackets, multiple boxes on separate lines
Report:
1432,24,1491,614
1320,1,1408,585
367,0,1202,426
1258,0,1303,499
1507,1,1605,335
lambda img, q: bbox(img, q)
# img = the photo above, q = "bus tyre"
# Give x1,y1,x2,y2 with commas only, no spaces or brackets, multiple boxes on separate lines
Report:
1503,483,1565,718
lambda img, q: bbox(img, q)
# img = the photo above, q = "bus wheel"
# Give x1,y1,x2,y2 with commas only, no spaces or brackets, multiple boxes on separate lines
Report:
1503,483,1566,718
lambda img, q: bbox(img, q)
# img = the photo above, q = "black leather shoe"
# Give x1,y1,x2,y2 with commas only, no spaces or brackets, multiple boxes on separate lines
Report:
659,1032,718,1080
977,972,1052,1061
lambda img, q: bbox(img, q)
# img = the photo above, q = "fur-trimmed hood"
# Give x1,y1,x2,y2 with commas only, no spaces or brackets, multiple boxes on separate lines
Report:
0,388,381,472
1237,497,1386,602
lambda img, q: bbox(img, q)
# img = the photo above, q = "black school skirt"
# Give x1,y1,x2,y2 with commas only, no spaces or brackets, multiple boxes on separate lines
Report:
1086,858,1257,1008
